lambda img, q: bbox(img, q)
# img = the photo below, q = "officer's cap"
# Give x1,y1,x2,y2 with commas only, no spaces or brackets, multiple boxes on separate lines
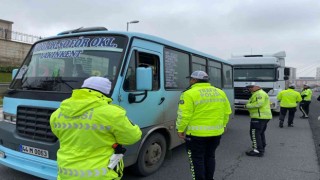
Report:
186,71,209,80
289,83,295,88
82,77,111,95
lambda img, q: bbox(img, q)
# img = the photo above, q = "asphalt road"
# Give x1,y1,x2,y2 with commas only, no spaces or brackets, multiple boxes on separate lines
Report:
1,94,320,180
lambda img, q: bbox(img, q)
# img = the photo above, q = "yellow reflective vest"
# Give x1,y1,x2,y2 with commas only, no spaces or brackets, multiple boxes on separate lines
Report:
245,89,272,120
50,89,142,180
277,88,302,108
301,88,312,101
176,83,232,137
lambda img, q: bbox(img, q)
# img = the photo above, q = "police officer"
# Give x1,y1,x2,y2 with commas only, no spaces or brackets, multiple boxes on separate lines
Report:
244,82,272,157
277,84,302,128
176,70,232,180
299,84,313,118
50,77,142,180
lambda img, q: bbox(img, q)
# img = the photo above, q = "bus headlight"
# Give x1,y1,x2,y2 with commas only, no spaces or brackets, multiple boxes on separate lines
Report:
3,113,17,124
268,89,281,96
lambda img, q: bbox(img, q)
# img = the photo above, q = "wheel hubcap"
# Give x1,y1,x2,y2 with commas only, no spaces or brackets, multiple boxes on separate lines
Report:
145,142,162,166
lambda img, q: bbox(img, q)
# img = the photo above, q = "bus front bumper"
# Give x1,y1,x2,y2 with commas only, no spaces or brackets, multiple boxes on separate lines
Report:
0,145,57,180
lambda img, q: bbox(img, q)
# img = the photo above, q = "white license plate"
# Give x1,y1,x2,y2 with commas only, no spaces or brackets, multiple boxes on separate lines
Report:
19,145,49,158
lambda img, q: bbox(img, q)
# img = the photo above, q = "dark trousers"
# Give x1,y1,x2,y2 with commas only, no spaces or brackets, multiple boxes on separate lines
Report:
279,107,296,125
185,135,221,180
250,119,269,153
299,101,311,117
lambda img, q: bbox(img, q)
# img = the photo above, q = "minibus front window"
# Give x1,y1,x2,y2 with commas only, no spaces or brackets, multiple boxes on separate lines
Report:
10,35,128,92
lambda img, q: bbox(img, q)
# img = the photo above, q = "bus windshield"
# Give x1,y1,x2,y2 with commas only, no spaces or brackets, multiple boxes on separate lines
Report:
10,35,127,93
234,65,276,81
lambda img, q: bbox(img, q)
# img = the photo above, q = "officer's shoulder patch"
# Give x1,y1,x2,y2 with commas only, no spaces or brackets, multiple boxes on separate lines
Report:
179,100,185,104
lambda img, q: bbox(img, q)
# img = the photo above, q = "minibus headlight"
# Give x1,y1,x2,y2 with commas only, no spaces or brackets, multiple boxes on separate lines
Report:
3,113,17,124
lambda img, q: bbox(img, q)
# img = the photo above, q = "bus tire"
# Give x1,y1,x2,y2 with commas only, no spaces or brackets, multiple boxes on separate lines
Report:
132,133,167,176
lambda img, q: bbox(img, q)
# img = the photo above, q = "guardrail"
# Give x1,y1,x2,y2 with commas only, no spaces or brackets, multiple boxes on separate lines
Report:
0,28,41,44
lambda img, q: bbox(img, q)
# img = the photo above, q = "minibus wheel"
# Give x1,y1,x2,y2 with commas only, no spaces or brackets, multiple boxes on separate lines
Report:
132,133,167,176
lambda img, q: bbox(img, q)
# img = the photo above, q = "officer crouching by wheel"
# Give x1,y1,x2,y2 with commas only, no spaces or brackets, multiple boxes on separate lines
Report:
176,71,232,180
244,82,272,157
50,77,142,180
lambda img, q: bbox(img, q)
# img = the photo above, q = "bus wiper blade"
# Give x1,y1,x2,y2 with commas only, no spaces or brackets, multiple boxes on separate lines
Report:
21,85,46,90
43,78,76,90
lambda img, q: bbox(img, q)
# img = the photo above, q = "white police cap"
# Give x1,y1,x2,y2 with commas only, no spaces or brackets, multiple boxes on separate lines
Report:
187,71,209,80
81,77,112,95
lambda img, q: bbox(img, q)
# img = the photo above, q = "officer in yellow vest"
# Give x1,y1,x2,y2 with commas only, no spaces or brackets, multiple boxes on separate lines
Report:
277,84,302,128
176,70,232,180
299,84,313,118
50,77,142,180
244,82,272,157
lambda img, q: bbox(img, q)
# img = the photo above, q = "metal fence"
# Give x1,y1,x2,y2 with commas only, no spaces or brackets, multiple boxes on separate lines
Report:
0,28,41,44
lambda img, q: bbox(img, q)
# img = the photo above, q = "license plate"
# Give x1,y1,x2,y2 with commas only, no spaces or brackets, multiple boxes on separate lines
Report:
19,145,49,158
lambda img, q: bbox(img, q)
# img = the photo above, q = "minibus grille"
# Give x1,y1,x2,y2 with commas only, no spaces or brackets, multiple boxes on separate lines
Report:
234,87,272,100
16,106,57,142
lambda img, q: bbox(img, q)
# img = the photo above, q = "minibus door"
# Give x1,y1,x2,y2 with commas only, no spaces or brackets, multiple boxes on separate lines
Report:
119,48,164,128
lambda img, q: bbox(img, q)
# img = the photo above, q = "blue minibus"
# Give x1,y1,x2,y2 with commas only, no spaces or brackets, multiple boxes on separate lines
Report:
0,27,234,179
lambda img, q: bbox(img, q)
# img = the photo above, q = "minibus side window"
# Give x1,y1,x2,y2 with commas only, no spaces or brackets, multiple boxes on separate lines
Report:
124,51,160,91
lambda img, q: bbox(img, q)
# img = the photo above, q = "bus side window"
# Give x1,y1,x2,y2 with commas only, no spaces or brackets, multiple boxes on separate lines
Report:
124,51,160,91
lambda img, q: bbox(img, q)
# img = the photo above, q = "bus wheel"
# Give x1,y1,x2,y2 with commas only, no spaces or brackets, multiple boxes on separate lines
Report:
133,133,167,176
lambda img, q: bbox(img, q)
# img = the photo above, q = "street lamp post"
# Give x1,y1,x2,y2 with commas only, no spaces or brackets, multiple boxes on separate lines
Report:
127,20,139,31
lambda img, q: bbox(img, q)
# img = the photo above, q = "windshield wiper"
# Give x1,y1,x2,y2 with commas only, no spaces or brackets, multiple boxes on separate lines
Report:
21,85,46,90
43,78,76,90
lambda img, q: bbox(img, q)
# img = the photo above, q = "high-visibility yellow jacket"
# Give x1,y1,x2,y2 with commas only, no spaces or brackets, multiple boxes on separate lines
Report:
176,83,232,137
277,88,302,108
50,89,142,180
245,89,272,120
301,88,312,101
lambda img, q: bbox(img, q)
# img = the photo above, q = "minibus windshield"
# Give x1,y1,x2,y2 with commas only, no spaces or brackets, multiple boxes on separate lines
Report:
10,35,127,93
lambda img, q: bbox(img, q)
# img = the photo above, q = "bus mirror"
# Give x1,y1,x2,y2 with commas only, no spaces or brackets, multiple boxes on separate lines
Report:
136,67,152,91
128,67,152,104
12,69,18,80
284,68,290,76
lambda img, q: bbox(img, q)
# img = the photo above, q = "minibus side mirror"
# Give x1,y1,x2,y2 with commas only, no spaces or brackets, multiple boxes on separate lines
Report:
12,69,18,80
136,67,152,91
128,67,152,103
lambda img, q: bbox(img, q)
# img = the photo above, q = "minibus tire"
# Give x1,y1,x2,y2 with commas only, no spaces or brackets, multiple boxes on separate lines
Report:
132,133,167,176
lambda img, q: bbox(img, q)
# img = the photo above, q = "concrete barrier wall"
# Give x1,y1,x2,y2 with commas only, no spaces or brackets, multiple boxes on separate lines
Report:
0,39,31,66
0,83,10,96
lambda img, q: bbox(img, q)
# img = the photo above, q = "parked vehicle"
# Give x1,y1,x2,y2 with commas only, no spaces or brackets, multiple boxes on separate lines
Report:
228,51,290,112
0,27,234,179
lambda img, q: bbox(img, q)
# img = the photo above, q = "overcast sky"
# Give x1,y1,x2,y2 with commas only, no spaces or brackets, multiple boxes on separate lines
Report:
1,0,320,77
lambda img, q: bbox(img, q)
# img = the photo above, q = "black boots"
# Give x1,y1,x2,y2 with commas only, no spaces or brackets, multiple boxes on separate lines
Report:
246,149,264,157
279,121,283,128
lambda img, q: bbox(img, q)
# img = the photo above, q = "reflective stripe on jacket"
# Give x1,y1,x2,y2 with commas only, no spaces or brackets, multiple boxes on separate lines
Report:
176,83,232,137
277,88,302,108
50,89,142,180
245,89,272,120
301,88,312,101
